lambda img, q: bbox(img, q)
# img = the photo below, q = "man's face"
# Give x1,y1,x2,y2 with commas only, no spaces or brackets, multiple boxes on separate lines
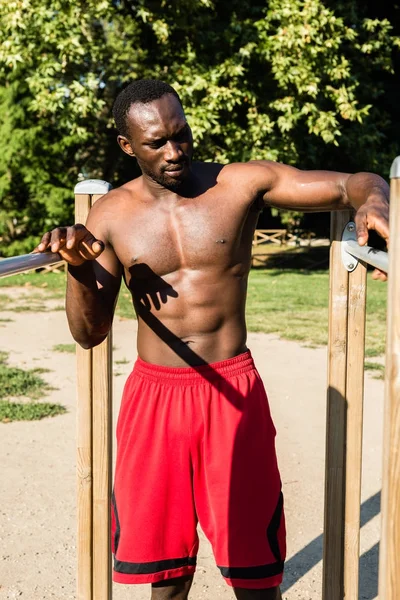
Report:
119,94,194,191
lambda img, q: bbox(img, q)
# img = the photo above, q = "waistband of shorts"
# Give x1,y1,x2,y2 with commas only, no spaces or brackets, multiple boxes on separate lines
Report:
132,350,256,385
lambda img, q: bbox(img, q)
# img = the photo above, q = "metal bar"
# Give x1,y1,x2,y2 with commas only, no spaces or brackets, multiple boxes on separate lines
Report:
0,252,62,277
344,239,389,273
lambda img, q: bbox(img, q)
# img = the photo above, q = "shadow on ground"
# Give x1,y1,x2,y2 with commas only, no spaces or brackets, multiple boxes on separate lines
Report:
282,491,380,599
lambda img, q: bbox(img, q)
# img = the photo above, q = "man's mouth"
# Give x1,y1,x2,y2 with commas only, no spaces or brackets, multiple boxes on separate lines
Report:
164,163,186,174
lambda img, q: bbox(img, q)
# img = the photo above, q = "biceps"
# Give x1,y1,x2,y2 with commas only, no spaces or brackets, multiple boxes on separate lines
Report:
84,205,123,311
262,164,349,211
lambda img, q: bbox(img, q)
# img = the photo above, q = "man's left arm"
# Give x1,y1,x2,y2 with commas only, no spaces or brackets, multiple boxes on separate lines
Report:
248,161,389,280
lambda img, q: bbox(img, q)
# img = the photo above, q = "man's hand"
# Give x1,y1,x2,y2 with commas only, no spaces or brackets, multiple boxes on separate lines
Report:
354,192,389,282
33,224,105,267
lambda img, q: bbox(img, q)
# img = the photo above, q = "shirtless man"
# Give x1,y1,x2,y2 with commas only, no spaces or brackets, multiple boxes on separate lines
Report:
35,80,389,600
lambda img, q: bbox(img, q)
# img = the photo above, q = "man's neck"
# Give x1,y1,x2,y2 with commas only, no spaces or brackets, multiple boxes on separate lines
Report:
141,167,201,200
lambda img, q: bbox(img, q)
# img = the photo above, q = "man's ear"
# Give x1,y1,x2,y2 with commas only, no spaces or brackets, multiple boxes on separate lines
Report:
117,135,135,157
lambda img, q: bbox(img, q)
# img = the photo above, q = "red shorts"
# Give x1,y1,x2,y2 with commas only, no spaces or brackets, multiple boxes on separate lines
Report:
112,351,285,589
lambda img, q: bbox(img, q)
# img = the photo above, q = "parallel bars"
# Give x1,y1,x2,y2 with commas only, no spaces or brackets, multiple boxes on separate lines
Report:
0,159,398,599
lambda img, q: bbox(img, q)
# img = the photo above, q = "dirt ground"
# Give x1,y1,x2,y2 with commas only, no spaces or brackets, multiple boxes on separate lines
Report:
0,294,384,600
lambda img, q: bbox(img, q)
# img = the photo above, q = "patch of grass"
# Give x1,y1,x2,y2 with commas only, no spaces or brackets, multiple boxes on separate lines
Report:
0,271,65,312
0,289,64,312
364,361,385,379
0,356,52,400
246,270,330,346
365,347,383,358
116,288,136,319
53,343,75,353
0,318,13,323
0,271,66,290
246,269,387,356
0,352,65,422
0,401,66,422
365,361,385,371
12,304,48,312
115,358,130,365
0,294,11,310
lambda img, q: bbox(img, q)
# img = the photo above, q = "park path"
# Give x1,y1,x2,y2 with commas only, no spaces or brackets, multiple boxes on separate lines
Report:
0,303,384,600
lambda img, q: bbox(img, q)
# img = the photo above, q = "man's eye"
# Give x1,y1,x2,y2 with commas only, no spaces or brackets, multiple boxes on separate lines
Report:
175,128,188,141
149,141,164,149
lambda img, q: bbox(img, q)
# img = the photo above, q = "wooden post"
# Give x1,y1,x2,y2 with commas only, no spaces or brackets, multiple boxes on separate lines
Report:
74,181,113,600
379,158,400,599
323,210,366,599
92,317,113,600
75,192,94,600
344,255,366,597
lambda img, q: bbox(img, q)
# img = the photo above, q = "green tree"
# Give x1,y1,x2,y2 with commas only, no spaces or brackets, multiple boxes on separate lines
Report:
0,0,398,254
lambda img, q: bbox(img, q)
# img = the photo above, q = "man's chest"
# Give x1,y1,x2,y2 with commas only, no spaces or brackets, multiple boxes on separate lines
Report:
111,198,258,278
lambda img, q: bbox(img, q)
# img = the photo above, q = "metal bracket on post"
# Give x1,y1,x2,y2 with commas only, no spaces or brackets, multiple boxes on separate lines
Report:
341,221,389,274
341,222,359,272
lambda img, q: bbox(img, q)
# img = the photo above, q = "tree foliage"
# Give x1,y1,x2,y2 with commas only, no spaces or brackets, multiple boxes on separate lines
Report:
0,0,398,254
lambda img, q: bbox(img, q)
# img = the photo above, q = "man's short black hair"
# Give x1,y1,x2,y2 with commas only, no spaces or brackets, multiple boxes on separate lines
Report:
112,79,182,138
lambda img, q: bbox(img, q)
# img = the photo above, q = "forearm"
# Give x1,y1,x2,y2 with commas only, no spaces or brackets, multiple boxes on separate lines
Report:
344,172,389,210
66,263,113,349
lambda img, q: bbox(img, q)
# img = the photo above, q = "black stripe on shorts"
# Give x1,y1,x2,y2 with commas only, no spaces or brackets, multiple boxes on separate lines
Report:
114,556,197,575
111,491,121,555
267,490,284,562
218,560,284,580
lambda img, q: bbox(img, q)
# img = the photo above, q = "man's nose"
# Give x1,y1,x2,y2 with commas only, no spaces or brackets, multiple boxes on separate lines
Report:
164,140,183,162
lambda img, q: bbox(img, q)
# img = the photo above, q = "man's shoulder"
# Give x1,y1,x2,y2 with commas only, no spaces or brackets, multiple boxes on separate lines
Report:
213,160,277,192
197,160,257,174
191,160,277,186
86,179,141,239
90,178,141,210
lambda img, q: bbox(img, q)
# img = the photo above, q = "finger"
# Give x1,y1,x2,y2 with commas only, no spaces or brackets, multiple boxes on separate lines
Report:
66,227,77,250
372,268,388,282
36,232,51,252
376,272,387,282
79,237,105,258
92,240,105,254
371,218,390,246
354,211,368,246
66,225,101,252
50,228,67,253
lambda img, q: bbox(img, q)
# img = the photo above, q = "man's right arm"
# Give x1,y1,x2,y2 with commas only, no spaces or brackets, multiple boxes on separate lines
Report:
35,199,122,349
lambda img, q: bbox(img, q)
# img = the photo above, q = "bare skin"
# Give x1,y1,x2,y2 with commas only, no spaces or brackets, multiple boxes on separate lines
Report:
34,93,390,598
151,576,193,600
150,575,282,600
35,96,390,363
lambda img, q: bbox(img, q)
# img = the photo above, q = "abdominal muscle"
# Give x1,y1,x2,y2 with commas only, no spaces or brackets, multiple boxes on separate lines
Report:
131,267,249,367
